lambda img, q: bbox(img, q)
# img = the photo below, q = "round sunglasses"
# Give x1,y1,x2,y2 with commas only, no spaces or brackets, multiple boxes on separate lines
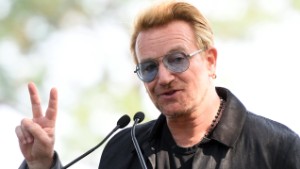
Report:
134,49,203,82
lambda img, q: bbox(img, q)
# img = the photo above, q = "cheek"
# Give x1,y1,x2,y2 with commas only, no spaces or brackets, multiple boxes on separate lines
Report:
144,83,156,99
190,57,210,79
187,64,211,91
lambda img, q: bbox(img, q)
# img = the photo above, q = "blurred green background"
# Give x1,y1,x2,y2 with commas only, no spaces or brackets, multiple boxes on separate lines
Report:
1,0,299,168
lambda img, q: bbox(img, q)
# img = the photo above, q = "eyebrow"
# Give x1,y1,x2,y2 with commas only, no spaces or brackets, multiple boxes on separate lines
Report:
166,46,186,54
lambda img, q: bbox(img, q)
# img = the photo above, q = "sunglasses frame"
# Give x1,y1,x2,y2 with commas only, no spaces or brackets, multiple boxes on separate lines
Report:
134,49,203,82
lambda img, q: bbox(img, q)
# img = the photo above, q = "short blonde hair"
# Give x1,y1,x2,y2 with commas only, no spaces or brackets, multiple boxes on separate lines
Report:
130,1,214,64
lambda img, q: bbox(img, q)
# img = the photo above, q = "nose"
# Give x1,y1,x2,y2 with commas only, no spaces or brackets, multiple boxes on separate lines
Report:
156,63,175,85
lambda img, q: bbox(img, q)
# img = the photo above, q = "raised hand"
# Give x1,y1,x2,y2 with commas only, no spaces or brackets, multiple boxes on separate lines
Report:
15,82,58,169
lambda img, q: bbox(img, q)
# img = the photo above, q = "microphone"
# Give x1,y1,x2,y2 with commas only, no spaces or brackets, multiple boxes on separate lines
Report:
63,114,131,169
131,112,148,169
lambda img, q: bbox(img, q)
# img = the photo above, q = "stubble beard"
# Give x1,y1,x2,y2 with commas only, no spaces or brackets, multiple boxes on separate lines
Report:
156,99,194,119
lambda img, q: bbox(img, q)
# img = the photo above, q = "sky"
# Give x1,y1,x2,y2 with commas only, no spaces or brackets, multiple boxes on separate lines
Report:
1,0,300,168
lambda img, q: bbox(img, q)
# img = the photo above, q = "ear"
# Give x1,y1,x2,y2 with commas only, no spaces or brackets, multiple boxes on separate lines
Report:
205,47,218,78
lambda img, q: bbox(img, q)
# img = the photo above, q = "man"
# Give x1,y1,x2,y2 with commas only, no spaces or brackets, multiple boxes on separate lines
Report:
16,1,300,169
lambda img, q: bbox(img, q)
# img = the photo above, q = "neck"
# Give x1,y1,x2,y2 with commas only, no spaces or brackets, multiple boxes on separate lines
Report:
166,94,223,148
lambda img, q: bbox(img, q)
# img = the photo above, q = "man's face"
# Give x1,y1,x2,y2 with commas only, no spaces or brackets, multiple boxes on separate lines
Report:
135,20,216,118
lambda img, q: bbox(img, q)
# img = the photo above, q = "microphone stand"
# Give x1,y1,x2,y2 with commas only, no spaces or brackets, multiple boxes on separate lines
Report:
131,112,148,169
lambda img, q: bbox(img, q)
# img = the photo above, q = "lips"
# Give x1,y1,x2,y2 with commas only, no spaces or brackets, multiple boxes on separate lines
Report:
158,89,180,97
163,90,176,95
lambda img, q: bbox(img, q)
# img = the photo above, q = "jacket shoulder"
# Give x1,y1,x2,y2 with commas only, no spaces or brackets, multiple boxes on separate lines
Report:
240,112,300,168
245,112,299,139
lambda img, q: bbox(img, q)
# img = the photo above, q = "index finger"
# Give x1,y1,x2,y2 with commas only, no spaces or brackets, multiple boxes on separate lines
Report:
28,82,43,119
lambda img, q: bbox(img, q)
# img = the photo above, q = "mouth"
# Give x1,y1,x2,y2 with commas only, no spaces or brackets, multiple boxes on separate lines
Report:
159,89,180,97
163,90,177,95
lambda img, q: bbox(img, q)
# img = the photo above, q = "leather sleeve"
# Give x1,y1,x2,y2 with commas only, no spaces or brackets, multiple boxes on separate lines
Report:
18,151,63,169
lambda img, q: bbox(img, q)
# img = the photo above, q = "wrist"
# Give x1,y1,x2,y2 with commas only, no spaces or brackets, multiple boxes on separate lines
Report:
27,152,55,169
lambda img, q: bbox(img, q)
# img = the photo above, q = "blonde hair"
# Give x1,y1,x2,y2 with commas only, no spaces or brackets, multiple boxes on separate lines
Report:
130,0,214,64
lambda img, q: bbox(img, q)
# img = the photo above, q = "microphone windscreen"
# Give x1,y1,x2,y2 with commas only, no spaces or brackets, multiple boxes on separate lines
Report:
133,111,145,123
117,114,131,128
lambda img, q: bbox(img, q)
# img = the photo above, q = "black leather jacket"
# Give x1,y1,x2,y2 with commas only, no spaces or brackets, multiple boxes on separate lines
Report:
99,87,300,169
19,87,300,169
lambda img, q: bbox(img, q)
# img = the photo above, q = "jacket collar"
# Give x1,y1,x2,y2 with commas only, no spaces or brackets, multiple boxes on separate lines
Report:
211,87,248,147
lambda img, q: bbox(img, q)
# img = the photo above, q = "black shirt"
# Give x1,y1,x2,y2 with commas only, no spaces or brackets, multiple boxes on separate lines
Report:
156,123,196,169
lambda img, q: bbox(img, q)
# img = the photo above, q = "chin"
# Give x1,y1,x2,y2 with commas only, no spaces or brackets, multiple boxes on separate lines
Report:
159,106,187,118
163,111,188,120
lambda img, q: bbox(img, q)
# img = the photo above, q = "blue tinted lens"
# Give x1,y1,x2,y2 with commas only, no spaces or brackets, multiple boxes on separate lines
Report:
163,52,189,72
137,61,158,82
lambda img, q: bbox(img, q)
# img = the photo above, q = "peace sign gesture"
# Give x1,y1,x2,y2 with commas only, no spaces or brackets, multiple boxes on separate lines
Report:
15,82,58,169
